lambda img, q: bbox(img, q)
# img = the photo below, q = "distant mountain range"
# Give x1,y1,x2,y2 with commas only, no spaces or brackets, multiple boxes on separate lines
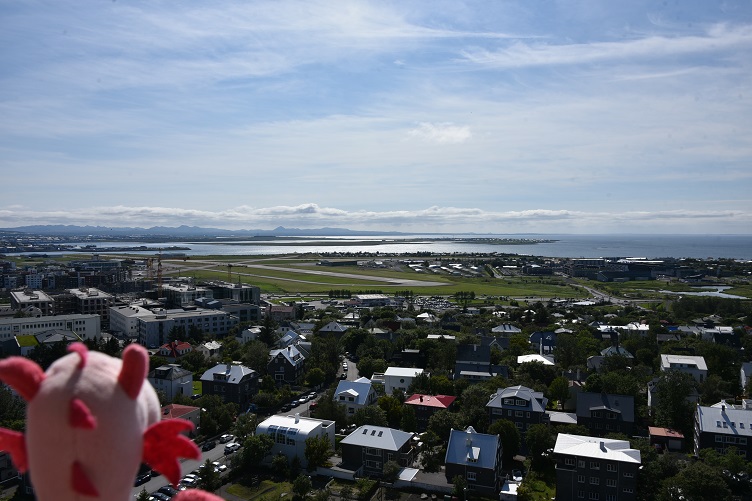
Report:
0,224,411,237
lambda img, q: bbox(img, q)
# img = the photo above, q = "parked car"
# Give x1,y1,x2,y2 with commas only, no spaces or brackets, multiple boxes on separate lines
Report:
202,440,217,451
340,373,347,380
219,434,235,444
280,403,292,412
224,442,241,454
309,401,318,411
148,494,171,501
157,485,179,498
212,461,228,473
134,471,151,486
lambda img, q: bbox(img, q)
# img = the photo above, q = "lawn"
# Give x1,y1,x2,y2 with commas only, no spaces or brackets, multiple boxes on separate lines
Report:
226,480,293,500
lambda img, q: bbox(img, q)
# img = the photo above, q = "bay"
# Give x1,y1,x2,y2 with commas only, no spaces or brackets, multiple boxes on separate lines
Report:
25,234,752,260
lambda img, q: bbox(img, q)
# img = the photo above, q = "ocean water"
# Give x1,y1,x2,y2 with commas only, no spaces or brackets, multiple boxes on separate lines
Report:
30,234,752,260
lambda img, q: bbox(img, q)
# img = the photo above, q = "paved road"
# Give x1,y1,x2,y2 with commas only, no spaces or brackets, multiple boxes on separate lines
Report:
130,440,234,498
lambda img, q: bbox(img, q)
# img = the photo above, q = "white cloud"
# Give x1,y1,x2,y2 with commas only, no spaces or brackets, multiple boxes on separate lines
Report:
0,204,749,235
408,122,472,143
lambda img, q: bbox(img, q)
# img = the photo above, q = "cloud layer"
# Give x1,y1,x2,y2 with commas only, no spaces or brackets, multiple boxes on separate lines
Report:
0,1,750,234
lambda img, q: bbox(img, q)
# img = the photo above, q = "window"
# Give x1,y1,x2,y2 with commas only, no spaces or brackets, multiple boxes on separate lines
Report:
578,475,585,483
716,436,723,443
588,493,599,500
565,458,576,466
606,496,616,501
623,488,633,494
516,399,527,406
365,447,380,456
578,491,585,499
624,472,634,478
590,462,600,470
607,464,617,472
516,411,523,417
467,472,476,481
607,479,616,487
590,477,599,485
578,460,586,468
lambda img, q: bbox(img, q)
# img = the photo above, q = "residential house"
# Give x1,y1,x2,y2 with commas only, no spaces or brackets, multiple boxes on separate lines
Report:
445,426,503,498
454,343,507,383
256,414,336,468
649,427,685,453
517,354,555,366
317,321,349,337
695,401,752,460
741,362,752,395
381,367,425,395
491,324,522,336
576,392,635,437
148,364,193,402
404,394,456,432
333,377,378,416
158,340,192,361
196,340,222,360
487,385,549,453
340,425,415,477
268,345,306,386
200,362,258,410
529,331,556,354
554,433,640,501
660,354,708,383
160,404,201,436
237,326,262,344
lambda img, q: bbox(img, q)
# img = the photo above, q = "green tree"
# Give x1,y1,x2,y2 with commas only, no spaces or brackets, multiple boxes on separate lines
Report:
293,474,312,500
658,460,731,501
306,367,326,388
313,388,348,428
653,370,697,436
305,434,333,471
378,395,404,429
382,460,401,484
400,405,418,432
548,376,570,408
452,474,468,499
352,405,388,427
488,419,520,463
427,410,459,439
199,458,220,492
243,340,271,376
272,453,289,479
240,433,274,469
526,424,554,470
136,488,150,501
233,412,258,441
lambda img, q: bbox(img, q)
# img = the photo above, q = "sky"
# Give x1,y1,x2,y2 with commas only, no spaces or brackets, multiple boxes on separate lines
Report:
1,0,751,235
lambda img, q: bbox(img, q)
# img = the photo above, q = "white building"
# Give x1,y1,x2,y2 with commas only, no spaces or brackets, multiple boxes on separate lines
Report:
256,414,336,467
161,284,213,307
137,308,236,348
381,367,425,395
148,364,194,402
0,314,101,342
660,354,708,383
10,290,54,316
333,377,377,415
237,326,262,344
68,287,114,327
109,303,154,339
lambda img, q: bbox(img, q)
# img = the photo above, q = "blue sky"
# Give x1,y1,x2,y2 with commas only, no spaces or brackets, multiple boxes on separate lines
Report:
1,0,751,234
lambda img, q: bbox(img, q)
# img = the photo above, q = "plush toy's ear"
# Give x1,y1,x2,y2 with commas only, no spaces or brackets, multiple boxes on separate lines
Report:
118,343,149,399
0,357,45,401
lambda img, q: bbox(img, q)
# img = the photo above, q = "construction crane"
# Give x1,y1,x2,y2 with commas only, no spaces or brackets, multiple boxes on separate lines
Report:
157,250,163,296
227,263,232,282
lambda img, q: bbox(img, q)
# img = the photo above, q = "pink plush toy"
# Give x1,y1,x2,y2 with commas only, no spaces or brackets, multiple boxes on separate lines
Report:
0,342,224,501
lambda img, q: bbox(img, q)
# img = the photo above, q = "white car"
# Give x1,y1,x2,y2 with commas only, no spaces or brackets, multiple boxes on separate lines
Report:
212,461,228,473
219,433,235,443
224,442,241,454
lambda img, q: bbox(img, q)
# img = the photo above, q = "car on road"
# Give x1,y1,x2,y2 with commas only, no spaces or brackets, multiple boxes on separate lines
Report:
157,485,179,498
219,434,235,443
212,461,228,473
224,442,241,454
201,440,216,451
179,475,199,490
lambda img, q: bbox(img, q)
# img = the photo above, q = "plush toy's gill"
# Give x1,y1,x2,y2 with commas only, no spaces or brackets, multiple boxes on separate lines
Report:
0,342,224,501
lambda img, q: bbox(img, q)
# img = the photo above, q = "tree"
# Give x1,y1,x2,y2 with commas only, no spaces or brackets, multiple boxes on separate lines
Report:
312,388,347,428
305,434,332,471
233,412,258,441
353,405,388,427
658,460,731,501
306,367,326,388
240,434,273,469
548,376,570,408
293,474,312,500
199,458,220,492
136,488,150,501
378,395,404,429
243,340,271,376
488,419,520,462
653,370,697,436
400,405,418,432
382,460,401,484
427,409,459,439
526,424,554,470
272,453,289,479
452,474,468,499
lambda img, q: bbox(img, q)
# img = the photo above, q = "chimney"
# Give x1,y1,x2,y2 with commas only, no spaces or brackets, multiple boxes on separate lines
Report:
420,395,423,402
600,441,606,452
295,412,300,423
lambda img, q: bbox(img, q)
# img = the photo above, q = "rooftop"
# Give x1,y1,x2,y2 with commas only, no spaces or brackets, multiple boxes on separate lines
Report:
554,434,641,464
